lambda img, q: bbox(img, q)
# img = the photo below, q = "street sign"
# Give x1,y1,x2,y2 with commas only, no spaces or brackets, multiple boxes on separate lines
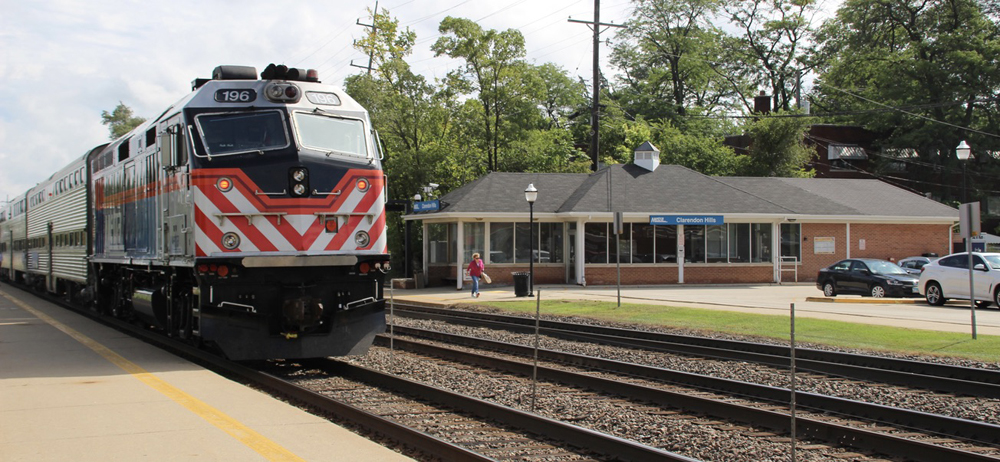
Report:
960,202,981,239
413,200,440,213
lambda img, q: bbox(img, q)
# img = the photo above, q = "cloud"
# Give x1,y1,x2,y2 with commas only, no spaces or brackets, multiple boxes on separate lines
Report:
0,0,635,200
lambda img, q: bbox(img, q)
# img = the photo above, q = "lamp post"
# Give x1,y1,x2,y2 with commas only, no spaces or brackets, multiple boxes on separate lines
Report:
525,184,538,296
957,140,971,203
404,193,422,278
957,140,977,339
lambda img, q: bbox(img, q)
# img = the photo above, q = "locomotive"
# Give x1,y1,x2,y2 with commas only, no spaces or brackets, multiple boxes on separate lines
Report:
0,64,390,360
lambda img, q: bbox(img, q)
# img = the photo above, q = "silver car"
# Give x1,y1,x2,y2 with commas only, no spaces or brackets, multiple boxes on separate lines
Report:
918,252,1000,307
898,256,932,275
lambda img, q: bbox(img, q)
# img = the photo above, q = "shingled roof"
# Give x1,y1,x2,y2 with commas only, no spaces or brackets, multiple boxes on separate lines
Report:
409,164,958,221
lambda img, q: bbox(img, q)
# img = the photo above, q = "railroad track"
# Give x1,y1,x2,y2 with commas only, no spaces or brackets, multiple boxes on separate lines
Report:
367,330,1000,461
385,325,1000,446
271,359,696,462
390,303,1000,398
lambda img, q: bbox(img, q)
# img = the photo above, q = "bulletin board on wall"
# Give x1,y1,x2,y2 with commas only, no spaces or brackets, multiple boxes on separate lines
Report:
814,237,835,254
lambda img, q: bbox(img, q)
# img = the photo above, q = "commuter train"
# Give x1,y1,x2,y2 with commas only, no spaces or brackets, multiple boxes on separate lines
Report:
0,64,390,360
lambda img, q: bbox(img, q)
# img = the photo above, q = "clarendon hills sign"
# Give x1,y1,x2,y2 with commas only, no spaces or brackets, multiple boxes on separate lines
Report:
649,215,725,226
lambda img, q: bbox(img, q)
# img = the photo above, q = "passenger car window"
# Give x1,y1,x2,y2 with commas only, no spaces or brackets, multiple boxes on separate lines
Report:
850,261,869,273
938,255,964,268
831,260,851,271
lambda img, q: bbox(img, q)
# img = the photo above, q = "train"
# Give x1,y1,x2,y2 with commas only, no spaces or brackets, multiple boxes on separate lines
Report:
0,63,390,360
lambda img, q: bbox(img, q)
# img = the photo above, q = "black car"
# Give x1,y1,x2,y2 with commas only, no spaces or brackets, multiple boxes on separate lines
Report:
816,258,919,298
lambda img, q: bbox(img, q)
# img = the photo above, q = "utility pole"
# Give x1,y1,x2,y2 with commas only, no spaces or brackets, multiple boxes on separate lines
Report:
569,0,624,172
351,1,379,75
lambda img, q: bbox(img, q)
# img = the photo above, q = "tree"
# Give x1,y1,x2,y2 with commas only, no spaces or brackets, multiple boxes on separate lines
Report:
739,113,815,177
810,0,1000,201
724,0,818,112
610,0,740,122
101,102,145,140
432,17,541,172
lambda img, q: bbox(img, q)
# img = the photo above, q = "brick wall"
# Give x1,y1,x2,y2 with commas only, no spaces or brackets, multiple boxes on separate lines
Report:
423,223,953,286
800,223,951,281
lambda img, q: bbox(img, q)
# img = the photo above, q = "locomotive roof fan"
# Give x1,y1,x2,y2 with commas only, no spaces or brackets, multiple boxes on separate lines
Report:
212,65,258,80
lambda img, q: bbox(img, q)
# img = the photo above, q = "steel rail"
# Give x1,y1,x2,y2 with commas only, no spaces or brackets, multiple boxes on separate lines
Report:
386,325,1000,445
392,304,1000,397
377,334,1000,462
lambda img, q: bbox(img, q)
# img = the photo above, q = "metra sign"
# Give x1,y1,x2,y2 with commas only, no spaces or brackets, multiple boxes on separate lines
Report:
649,215,725,225
414,200,440,212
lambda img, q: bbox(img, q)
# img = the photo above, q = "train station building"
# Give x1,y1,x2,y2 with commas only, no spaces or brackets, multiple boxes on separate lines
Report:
405,144,959,288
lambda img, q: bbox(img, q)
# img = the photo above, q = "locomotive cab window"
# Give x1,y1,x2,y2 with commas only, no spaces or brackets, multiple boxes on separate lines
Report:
194,110,289,157
293,112,368,160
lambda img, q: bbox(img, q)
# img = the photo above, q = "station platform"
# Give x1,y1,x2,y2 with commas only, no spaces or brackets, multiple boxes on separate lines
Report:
0,285,413,462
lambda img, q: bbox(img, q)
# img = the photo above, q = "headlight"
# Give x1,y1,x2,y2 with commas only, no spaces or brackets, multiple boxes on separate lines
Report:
886,279,902,285
354,230,370,248
221,232,240,250
293,183,307,196
292,169,307,182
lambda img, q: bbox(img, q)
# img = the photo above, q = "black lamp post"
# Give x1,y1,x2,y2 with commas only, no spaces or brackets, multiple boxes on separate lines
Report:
957,140,971,203
525,183,538,296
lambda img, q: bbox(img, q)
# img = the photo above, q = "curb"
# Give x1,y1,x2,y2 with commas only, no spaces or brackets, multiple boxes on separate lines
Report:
805,296,921,304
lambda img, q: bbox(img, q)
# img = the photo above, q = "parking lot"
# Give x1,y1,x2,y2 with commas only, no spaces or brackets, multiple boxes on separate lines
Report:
390,283,1000,336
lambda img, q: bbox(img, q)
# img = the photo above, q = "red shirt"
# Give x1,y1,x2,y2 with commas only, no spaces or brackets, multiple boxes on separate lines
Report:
467,258,484,277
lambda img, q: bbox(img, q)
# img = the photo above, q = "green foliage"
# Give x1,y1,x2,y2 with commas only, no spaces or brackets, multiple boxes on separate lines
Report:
812,0,1000,154
740,113,816,177
477,300,1000,362
610,117,746,175
432,17,539,172
101,102,146,140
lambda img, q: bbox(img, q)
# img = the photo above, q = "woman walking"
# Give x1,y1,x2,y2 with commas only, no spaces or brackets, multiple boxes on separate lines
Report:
467,253,485,298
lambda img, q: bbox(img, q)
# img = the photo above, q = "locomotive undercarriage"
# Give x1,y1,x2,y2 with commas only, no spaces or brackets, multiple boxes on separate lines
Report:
88,259,386,361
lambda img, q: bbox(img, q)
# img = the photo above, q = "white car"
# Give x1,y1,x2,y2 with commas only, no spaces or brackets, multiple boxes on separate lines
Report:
918,252,1000,307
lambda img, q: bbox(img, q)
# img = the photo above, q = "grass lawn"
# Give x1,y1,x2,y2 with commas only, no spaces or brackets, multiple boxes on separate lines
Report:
458,299,1000,363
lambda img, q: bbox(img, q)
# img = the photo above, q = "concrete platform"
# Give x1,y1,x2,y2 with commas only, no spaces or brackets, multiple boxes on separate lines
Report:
0,286,413,462
388,282,1000,336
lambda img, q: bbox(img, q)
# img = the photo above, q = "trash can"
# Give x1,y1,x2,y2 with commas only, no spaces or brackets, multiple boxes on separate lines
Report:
512,272,531,297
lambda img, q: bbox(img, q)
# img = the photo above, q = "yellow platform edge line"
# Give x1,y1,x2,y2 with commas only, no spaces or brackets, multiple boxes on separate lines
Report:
1,292,305,462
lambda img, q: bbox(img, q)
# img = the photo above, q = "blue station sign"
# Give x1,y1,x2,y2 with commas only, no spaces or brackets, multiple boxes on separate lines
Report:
413,200,440,212
649,215,725,226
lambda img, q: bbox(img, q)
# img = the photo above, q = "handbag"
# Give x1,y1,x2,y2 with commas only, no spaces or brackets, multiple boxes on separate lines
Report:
481,272,492,284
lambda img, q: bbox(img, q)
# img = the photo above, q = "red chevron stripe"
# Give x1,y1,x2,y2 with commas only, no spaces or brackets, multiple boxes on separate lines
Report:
197,185,280,252
194,205,231,253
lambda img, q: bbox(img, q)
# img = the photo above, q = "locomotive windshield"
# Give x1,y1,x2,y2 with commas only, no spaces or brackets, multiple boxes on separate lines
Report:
195,110,289,157
293,112,369,159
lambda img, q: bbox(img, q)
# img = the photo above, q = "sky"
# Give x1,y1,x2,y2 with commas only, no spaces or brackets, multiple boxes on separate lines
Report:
0,0,839,203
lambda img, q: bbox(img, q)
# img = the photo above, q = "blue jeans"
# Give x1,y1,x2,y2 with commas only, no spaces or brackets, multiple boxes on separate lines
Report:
471,275,480,295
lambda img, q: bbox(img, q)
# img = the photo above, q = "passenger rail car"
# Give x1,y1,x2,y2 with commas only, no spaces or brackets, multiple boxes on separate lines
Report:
2,64,391,360
0,192,28,282
23,152,95,294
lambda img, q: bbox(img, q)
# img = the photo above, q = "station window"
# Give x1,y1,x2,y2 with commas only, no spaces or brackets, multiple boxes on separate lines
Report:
584,223,609,264
463,222,485,263
427,223,456,264
489,223,514,263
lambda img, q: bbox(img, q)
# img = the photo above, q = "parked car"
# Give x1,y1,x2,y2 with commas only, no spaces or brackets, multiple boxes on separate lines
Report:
898,256,933,275
918,252,1000,307
816,258,919,298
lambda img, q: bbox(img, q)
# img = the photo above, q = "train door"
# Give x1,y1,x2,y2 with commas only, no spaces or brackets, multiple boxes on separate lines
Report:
160,120,190,258
124,162,137,255
47,222,54,292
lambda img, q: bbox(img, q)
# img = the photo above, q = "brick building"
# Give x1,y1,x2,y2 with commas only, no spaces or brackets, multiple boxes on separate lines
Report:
406,146,958,288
